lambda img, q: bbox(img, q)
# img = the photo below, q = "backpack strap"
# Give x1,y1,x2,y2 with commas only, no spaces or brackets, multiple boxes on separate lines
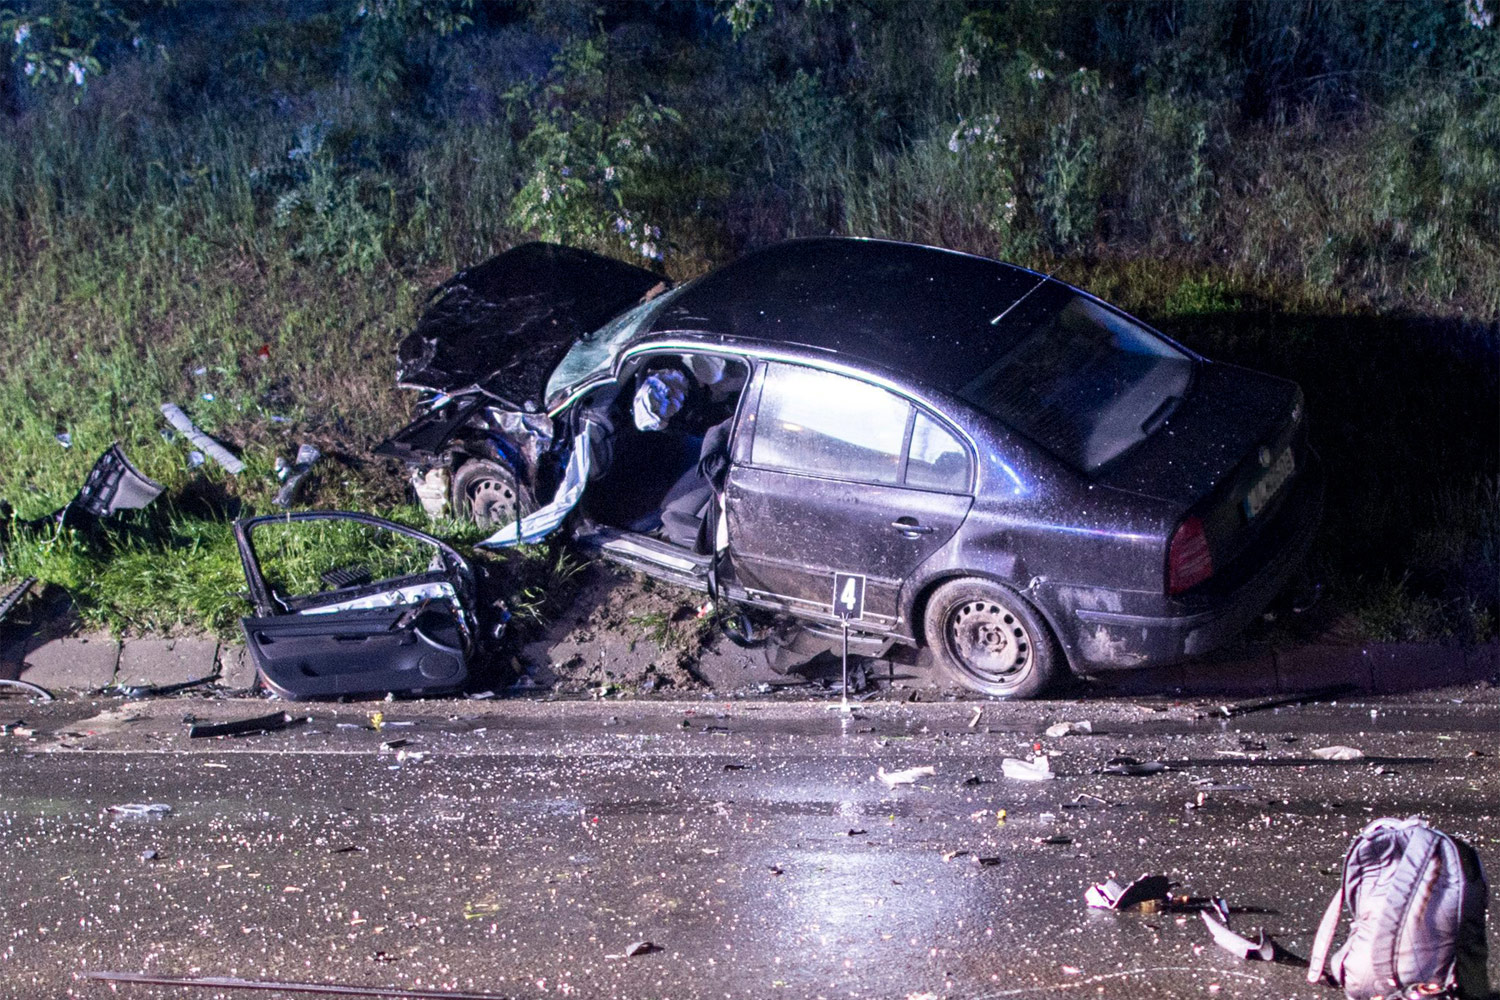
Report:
1307,881,1346,984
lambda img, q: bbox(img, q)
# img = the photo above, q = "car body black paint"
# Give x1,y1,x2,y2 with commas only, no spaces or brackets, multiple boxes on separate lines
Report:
378,237,1322,692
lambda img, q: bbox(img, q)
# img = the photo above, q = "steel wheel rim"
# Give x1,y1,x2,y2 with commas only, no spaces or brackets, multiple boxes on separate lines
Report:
467,476,518,525
945,598,1032,687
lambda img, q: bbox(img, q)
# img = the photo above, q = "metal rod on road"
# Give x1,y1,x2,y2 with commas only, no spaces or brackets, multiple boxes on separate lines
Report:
81,970,517,1000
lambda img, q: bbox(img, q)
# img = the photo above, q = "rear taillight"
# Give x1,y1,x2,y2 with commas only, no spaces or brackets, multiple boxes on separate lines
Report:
1168,515,1214,595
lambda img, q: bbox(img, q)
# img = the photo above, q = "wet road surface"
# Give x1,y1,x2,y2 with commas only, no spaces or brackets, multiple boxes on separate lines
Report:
2,691,1497,999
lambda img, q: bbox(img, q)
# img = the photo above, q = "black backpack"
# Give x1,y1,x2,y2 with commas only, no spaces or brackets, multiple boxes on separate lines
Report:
1308,817,1489,999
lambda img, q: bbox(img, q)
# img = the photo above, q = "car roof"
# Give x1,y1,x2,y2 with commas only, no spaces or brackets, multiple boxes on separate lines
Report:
646,238,1047,393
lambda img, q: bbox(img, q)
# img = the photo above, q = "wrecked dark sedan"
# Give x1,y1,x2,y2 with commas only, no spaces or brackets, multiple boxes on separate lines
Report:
372,238,1322,698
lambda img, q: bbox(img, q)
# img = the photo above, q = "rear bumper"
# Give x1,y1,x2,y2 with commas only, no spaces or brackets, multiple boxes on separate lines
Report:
1062,453,1324,673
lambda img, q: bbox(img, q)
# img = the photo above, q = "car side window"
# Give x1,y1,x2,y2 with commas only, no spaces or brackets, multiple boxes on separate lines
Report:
750,364,910,484
906,410,970,492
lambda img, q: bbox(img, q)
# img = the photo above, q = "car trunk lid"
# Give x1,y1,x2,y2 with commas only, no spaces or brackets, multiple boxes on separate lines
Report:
395,242,665,410
1096,361,1306,586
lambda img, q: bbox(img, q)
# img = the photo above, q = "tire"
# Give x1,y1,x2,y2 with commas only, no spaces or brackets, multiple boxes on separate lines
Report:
922,577,1059,699
451,459,536,528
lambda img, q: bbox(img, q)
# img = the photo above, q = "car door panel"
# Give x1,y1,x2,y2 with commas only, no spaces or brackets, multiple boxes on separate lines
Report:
726,466,972,627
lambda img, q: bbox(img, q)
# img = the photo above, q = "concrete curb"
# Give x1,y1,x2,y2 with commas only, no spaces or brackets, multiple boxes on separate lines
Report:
2,635,1497,699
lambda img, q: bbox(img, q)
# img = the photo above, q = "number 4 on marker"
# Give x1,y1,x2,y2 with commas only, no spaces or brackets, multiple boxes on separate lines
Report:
832,572,866,620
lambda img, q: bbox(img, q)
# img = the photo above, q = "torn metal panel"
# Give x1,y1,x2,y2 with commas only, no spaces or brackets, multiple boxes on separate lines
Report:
394,242,665,409
233,512,480,700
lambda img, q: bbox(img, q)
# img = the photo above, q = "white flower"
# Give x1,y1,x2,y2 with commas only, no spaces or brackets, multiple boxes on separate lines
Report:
23,61,35,77
1029,66,1047,81
948,132,961,153
14,23,30,46
603,165,616,181
639,241,661,261
67,60,84,86
1467,0,1493,28
614,216,631,233
539,186,551,204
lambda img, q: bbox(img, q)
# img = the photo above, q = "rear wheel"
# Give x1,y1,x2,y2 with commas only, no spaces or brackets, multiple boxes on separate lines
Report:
923,577,1059,699
451,459,536,528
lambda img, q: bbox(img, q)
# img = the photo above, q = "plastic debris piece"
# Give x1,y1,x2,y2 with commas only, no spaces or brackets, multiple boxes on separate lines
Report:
273,443,322,508
106,803,172,818
624,941,660,957
55,431,72,448
1036,835,1073,845
187,450,206,468
968,707,982,729
878,764,936,788
1312,745,1364,760
160,402,245,474
256,344,271,361
1045,720,1093,737
1086,873,1171,910
1001,755,1055,781
188,712,295,739
1102,755,1169,776
140,849,159,861
1200,909,1276,961
412,467,449,519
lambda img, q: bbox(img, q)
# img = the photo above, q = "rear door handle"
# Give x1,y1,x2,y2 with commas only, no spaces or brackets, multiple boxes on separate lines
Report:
890,517,934,536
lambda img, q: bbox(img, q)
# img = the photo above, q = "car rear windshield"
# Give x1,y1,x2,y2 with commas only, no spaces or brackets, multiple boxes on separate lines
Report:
544,283,688,410
958,283,1193,474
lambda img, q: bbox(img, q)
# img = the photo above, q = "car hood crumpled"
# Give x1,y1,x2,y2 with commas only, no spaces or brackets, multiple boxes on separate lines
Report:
395,242,665,409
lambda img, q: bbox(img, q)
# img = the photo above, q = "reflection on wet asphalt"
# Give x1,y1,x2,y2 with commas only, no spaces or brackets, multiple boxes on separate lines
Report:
1,695,1496,999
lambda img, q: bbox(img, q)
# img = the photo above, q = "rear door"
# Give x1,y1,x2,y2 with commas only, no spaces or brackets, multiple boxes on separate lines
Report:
724,363,973,630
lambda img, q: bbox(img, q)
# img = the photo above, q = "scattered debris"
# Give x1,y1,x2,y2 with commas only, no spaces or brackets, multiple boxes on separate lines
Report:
942,849,969,862
1201,909,1276,961
273,443,322,508
1001,755,1055,781
1044,720,1093,737
1035,835,1073,846
972,855,1001,867
1101,756,1168,776
1312,745,1364,761
878,764,936,788
104,676,215,699
967,707,982,728
1086,873,1171,911
140,849,159,861
623,940,660,957
160,402,244,474
188,712,297,739
105,803,173,818
1213,684,1354,718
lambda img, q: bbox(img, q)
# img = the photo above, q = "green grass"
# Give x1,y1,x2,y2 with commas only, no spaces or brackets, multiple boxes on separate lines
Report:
0,2,1494,644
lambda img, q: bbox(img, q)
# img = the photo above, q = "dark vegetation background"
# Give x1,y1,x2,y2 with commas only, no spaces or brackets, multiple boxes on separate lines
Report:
0,0,1495,645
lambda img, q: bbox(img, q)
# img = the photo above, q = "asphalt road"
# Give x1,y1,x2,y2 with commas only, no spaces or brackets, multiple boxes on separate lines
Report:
2,690,1497,1000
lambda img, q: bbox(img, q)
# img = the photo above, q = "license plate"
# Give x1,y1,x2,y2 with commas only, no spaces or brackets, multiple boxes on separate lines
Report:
1244,447,1295,520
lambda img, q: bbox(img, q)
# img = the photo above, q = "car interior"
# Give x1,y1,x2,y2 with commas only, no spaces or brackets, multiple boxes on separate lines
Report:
581,352,750,553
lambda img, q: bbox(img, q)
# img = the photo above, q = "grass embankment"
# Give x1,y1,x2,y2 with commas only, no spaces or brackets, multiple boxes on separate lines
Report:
0,2,1494,643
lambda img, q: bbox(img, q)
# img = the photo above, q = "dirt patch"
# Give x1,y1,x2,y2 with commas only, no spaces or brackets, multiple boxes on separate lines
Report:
509,563,722,696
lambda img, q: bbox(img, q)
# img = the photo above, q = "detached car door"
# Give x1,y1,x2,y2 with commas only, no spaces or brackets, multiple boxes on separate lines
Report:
724,362,974,631
235,512,479,700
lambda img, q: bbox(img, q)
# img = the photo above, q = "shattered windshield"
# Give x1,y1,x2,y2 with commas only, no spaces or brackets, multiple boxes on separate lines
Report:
545,283,687,409
959,285,1193,473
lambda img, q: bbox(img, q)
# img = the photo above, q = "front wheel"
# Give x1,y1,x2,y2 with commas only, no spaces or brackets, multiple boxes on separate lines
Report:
451,459,536,528
923,578,1059,699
